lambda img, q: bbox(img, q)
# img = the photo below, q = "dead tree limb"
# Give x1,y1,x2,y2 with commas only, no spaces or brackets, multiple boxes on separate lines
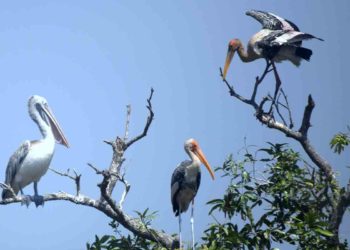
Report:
220,62,348,245
0,88,178,249
50,168,81,196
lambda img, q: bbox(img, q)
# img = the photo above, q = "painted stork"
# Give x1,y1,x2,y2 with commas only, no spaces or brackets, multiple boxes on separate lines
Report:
2,95,69,207
171,138,215,249
223,10,323,79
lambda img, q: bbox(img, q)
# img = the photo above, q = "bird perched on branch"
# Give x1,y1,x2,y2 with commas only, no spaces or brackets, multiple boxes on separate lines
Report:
223,10,323,79
2,95,69,207
171,138,215,249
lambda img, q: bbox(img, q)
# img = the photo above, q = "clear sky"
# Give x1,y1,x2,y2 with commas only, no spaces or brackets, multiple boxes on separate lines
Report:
0,1,349,249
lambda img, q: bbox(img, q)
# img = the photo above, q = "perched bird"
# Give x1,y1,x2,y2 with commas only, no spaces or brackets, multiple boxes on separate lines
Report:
2,95,69,207
171,138,215,249
223,10,323,79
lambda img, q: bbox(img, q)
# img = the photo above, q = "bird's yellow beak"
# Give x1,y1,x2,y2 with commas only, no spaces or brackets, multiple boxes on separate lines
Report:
42,104,70,148
195,148,215,180
223,45,235,80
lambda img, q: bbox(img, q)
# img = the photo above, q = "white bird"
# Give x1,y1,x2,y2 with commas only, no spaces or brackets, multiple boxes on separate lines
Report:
171,139,215,249
223,10,323,79
2,95,69,207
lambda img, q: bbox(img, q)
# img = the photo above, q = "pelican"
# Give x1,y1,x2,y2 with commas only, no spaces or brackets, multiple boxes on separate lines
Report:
223,10,323,79
171,138,215,249
2,95,69,207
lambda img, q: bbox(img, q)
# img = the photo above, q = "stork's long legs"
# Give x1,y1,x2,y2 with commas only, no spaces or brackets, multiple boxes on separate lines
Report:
190,199,195,250
178,212,182,249
267,61,282,114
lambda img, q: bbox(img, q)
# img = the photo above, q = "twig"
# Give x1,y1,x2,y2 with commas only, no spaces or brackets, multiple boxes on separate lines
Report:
280,88,294,129
50,168,81,196
124,105,131,142
251,60,272,102
274,93,288,127
118,174,131,209
299,95,314,137
88,163,103,174
124,88,155,150
220,68,258,109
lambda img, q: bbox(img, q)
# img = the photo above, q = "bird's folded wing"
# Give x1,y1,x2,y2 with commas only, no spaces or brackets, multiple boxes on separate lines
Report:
4,140,31,185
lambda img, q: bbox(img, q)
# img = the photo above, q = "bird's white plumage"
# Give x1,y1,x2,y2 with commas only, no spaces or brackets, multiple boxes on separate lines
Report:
2,95,68,203
273,31,307,45
13,137,55,192
249,29,272,55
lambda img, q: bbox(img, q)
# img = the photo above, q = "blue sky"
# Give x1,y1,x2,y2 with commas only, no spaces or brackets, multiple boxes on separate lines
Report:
0,1,349,249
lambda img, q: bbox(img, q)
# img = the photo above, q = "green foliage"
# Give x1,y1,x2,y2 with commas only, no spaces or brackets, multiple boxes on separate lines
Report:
330,126,350,154
201,143,348,250
87,142,349,250
86,209,166,250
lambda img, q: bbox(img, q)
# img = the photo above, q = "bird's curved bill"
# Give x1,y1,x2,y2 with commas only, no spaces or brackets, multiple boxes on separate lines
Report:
42,105,70,148
223,46,235,80
195,148,215,180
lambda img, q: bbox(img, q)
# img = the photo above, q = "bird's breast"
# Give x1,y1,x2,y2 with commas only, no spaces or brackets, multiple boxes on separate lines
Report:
185,165,200,184
14,140,55,188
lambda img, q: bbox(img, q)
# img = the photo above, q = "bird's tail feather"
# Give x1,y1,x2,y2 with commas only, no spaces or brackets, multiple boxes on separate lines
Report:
296,47,313,61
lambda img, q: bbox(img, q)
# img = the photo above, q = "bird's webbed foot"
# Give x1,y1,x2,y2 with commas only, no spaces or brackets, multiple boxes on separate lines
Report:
31,194,44,207
20,195,32,207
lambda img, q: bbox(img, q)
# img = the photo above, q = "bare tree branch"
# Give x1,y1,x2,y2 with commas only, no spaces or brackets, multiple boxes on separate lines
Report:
280,88,294,129
299,94,314,136
221,69,337,186
98,170,178,249
124,104,131,142
50,168,81,196
124,88,155,150
220,65,348,245
1,88,178,249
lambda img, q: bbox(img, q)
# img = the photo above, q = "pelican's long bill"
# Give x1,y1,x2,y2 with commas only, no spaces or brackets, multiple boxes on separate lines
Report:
42,104,69,148
194,147,215,180
223,45,235,80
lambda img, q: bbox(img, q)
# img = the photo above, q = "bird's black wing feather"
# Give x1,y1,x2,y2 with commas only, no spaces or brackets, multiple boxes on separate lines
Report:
2,141,31,199
256,30,287,58
196,170,201,194
246,10,299,31
171,161,190,216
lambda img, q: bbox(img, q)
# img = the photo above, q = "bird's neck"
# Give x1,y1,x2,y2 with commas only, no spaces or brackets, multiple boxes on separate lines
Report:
237,42,258,62
31,110,54,141
188,151,201,168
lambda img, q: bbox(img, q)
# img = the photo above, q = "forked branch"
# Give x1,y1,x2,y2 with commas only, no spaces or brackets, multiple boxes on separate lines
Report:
0,88,178,249
220,62,347,244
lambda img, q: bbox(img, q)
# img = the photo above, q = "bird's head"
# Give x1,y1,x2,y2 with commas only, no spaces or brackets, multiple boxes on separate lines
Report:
28,95,69,148
185,138,215,180
223,39,241,79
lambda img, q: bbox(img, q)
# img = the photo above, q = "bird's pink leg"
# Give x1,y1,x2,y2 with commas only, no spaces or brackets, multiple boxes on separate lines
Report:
178,212,182,249
270,61,282,113
191,199,195,250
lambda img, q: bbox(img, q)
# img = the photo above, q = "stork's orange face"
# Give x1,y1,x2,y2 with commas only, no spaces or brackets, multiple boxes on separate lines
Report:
186,139,215,180
223,39,240,79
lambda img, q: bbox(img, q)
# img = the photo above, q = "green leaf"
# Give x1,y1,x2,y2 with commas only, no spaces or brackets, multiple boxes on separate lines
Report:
314,228,334,237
